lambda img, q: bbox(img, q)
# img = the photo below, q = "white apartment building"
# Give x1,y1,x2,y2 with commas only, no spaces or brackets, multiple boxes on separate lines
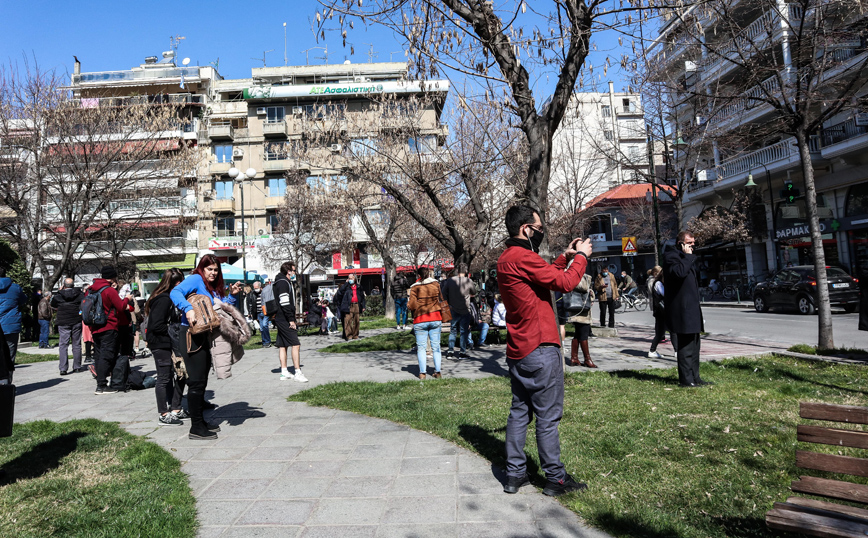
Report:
549,82,648,218
649,0,868,283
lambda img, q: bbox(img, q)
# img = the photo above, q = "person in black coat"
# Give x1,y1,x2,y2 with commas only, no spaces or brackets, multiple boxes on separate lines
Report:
145,268,186,426
663,231,712,388
50,278,84,375
333,274,366,341
858,267,868,331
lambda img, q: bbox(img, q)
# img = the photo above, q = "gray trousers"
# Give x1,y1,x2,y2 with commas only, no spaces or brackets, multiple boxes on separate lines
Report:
673,332,701,385
58,324,82,373
505,346,565,482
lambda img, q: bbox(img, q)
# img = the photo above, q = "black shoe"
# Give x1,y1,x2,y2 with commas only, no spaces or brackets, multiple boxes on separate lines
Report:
504,474,531,494
697,380,715,386
679,382,698,388
445,350,455,358
188,429,218,440
84,357,94,364
202,400,218,410
206,422,221,432
542,473,588,497
478,343,489,348
73,366,88,373
59,370,69,376
458,352,468,359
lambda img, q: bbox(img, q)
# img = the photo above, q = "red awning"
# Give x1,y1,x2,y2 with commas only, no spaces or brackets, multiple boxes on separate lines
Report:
336,268,385,276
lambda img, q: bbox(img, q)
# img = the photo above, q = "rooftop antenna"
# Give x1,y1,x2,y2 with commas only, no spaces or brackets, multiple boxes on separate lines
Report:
283,23,288,66
315,47,332,65
302,47,326,65
170,35,186,54
251,50,274,67
389,51,403,62
362,43,378,63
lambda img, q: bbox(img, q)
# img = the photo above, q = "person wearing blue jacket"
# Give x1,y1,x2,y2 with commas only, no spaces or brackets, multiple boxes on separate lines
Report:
170,254,240,440
0,267,27,366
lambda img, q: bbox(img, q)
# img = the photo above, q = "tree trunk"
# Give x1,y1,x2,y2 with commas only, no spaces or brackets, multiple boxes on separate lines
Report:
384,262,395,320
795,128,833,349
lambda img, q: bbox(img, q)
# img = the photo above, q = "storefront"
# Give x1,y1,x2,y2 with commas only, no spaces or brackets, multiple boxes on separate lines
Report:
842,181,868,277
774,196,840,270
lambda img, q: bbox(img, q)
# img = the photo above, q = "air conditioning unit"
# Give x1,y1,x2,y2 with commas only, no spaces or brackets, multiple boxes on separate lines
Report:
329,144,342,152
353,76,369,83
781,206,803,219
695,115,706,125
292,106,304,115
203,189,214,198
256,107,267,115
232,148,244,158
257,228,266,236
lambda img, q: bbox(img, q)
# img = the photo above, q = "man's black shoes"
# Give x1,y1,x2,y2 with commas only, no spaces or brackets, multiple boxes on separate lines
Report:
503,474,530,494
542,473,588,497
697,380,715,386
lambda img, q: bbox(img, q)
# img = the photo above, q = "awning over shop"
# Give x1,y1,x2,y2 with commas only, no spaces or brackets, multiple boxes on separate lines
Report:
220,263,264,283
139,252,197,272
337,268,385,276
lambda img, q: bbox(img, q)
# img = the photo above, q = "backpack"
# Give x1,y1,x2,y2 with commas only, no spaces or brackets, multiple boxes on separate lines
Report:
260,283,278,316
81,286,110,328
187,294,221,335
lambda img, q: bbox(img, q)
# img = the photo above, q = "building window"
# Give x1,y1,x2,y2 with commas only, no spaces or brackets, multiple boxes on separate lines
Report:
267,177,286,197
267,213,280,233
264,141,290,160
266,106,285,123
409,135,436,154
627,145,641,160
214,180,234,200
604,130,614,141
622,98,633,111
601,105,611,117
350,138,377,156
215,216,235,237
213,144,233,163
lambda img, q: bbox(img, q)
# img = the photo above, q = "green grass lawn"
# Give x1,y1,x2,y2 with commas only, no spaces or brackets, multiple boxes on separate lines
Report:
0,419,196,538
290,356,868,538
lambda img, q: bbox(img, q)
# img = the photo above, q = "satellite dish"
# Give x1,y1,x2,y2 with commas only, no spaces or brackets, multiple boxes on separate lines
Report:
182,58,191,66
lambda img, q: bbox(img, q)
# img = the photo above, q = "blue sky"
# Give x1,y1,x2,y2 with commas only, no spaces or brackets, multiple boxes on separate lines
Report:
2,0,632,94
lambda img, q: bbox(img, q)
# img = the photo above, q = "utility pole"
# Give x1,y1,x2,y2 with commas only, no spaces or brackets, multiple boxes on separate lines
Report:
647,131,662,264
283,23,287,66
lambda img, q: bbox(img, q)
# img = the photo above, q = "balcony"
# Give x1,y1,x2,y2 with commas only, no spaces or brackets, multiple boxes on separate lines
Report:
263,158,294,172
73,67,202,86
42,237,197,260
209,198,236,212
714,74,780,130
820,117,868,160
209,161,234,175
265,196,284,208
72,93,205,108
686,136,821,200
263,120,289,137
701,5,805,83
209,124,234,140
616,105,644,116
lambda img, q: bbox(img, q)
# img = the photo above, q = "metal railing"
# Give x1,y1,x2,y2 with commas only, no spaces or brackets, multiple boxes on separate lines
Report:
73,67,202,85
43,237,196,255
822,117,868,147
73,93,204,107
42,198,195,218
715,74,781,123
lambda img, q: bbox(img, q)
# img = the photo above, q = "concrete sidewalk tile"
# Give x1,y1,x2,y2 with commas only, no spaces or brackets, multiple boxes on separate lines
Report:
339,458,402,477
245,446,303,461
457,494,535,523
324,476,393,498
182,460,236,479
389,474,456,497
457,521,541,537
196,500,254,526
215,435,270,448
259,434,316,448
286,459,345,477
400,455,457,475
196,525,228,538
191,448,253,461
222,461,288,480
199,478,275,500
295,446,353,461
220,526,302,538
236,500,316,525
376,523,458,538
381,495,456,524
305,433,365,450
299,525,377,538
275,423,326,435
404,441,458,457
536,519,610,538
263,475,334,499
189,478,217,496
457,472,510,495
458,454,493,474
308,498,387,526
350,443,405,460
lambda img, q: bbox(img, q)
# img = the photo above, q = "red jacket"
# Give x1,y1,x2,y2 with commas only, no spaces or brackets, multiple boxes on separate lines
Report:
87,279,132,334
496,245,588,360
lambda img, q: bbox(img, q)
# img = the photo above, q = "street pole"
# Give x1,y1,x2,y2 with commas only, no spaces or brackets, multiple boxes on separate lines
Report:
764,167,778,273
240,176,247,288
647,132,662,264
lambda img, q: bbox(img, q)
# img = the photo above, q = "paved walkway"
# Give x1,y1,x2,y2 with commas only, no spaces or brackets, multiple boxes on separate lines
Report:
12,324,786,537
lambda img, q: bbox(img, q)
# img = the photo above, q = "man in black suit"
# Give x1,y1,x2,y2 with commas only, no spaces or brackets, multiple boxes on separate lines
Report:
663,231,713,388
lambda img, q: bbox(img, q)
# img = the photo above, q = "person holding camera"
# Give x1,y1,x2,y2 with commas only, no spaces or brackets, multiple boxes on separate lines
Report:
663,231,712,388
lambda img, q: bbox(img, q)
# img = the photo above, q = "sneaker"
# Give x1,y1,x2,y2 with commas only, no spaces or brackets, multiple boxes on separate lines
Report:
477,343,489,348
504,473,531,494
158,413,183,426
458,352,468,360
647,351,662,359
84,356,94,364
188,429,218,440
88,364,97,379
542,473,588,497
294,371,309,383
206,422,221,432
94,387,118,395
445,350,455,358
173,409,190,420
280,371,293,381
59,370,69,376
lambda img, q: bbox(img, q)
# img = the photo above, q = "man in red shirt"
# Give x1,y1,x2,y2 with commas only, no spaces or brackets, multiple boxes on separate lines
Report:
496,205,593,497
87,266,134,395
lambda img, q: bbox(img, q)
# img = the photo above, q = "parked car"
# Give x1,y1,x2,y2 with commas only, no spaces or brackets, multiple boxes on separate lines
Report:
753,266,860,314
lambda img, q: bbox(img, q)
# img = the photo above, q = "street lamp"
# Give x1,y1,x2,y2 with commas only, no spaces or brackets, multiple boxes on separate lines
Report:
745,163,777,272
228,166,258,287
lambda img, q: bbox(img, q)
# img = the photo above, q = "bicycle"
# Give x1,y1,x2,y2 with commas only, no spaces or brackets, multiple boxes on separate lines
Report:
617,292,649,312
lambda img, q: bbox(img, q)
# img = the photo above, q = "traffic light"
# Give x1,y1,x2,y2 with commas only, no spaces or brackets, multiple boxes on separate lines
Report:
779,182,801,203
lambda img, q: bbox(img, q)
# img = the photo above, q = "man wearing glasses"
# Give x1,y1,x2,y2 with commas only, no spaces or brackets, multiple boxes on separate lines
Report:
663,231,713,388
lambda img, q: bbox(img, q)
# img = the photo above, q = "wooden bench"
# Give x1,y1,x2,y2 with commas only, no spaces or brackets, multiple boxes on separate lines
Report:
295,314,314,336
488,326,507,345
765,402,868,537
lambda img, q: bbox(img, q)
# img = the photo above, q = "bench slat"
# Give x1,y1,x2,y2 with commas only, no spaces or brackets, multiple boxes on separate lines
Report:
791,476,868,504
797,450,868,478
801,402,868,425
785,497,868,522
799,425,868,449
767,506,868,538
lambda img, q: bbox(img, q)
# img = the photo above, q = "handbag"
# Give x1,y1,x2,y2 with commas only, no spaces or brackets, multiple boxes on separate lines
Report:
0,383,14,437
563,290,592,313
437,287,453,324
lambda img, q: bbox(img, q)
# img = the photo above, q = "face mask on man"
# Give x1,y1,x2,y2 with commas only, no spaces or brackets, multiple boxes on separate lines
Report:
290,275,296,281
348,278,355,285
524,225,544,253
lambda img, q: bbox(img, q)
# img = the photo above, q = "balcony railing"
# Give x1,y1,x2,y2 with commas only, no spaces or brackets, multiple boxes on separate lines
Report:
263,120,289,137
715,74,781,124
42,198,196,218
43,237,196,256
73,93,204,108
208,125,234,139
822,117,868,147
73,67,202,85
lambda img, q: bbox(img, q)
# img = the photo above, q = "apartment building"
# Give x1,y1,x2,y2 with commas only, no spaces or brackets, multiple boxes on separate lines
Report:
549,82,648,219
649,0,868,283
199,61,449,280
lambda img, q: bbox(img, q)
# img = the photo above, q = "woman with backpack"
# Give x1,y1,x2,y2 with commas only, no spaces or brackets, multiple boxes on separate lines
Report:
567,273,596,368
170,255,240,440
145,268,186,426
648,266,667,359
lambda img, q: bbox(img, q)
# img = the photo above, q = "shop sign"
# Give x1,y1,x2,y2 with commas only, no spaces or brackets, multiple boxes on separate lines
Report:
591,257,609,262
309,273,329,282
622,237,638,256
208,238,256,250
855,112,868,126
243,80,449,100
776,221,827,240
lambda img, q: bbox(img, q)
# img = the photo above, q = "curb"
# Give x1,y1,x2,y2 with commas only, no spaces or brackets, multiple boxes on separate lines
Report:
699,302,753,309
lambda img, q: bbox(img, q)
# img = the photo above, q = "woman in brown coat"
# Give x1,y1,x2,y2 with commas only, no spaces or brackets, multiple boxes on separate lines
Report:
407,267,444,380
594,267,619,328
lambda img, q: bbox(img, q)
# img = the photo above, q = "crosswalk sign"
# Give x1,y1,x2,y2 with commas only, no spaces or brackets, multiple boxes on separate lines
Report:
622,236,638,256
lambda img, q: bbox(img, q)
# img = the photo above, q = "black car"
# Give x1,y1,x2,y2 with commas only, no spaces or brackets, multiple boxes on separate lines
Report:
753,265,860,314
